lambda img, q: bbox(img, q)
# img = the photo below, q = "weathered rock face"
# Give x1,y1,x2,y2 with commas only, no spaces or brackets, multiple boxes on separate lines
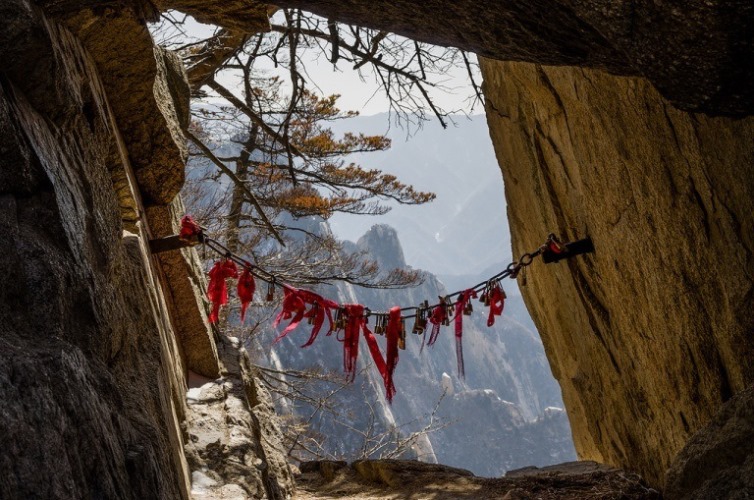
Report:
276,0,754,116
480,58,754,487
0,2,291,499
296,459,660,499
0,4,193,497
664,384,754,499
186,337,292,500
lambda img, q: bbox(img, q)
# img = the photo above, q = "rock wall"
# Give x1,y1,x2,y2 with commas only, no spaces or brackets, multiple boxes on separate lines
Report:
665,384,754,499
186,337,293,499
480,58,754,487
0,2,291,498
276,0,754,116
0,5,192,497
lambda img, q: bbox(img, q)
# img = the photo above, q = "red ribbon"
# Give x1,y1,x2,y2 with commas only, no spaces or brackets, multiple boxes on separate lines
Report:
487,283,506,327
207,259,238,323
427,302,449,347
341,304,366,381
383,307,402,403
454,289,477,378
272,286,339,347
237,268,255,324
180,215,202,240
337,303,396,402
300,292,339,347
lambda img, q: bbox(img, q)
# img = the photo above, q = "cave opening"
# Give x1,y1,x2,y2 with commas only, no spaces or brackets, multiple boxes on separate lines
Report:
149,8,577,478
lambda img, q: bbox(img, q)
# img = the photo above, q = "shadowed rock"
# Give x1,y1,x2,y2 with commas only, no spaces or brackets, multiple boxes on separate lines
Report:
665,384,754,499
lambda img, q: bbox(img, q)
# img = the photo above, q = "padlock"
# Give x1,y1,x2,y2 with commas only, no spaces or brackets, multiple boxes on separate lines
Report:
398,318,406,350
412,309,422,334
339,308,348,330
375,315,385,335
307,302,319,325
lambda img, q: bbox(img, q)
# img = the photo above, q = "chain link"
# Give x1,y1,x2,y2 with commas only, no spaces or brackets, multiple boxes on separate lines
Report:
198,229,557,319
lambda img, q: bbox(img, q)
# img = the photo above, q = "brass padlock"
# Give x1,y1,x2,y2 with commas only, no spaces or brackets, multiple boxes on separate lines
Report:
340,308,348,330
375,315,385,335
398,318,406,350
307,302,319,325
333,308,346,331
413,307,426,334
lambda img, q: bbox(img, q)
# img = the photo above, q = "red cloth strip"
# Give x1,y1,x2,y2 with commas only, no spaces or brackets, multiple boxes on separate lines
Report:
427,303,448,346
299,290,339,347
273,287,307,342
454,289,477,378
383,307,402,403
180,215,202,240
487,283,506,327
342,304,365,381
272,286,339,347
237,268,255,324
362,317,392,402
207,259,238,323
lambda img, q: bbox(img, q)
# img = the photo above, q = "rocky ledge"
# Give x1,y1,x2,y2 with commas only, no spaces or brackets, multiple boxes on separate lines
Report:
294,459,660,499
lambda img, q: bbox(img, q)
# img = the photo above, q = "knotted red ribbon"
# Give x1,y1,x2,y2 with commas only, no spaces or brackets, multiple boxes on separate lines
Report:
207,259,238,323
272,286,339,347
383,307,402,403
341,304,366,381
337,303,396,402
454,289,478,378
180,215,202,240
486,283,506,327
300,292,339,347
427,302,449,347
237,268,255,324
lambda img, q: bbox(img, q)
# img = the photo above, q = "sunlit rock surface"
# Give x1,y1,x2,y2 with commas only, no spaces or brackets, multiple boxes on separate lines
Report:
481,58,754,487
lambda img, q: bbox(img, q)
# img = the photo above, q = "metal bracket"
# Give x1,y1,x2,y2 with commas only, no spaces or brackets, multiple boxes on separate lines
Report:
542,237,595,264
149,233,202,254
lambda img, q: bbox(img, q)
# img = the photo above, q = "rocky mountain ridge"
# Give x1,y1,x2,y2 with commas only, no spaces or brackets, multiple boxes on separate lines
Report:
330,113,511,276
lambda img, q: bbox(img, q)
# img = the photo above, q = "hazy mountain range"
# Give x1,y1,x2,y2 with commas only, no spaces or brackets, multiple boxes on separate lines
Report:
329,113,513,278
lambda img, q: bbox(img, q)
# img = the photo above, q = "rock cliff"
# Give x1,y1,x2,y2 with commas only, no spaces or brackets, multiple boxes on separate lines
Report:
480,58,754,487
0,2,291,498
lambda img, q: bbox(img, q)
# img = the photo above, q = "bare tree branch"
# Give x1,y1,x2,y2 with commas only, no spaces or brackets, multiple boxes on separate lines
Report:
206,79,306,159
184,128,285,246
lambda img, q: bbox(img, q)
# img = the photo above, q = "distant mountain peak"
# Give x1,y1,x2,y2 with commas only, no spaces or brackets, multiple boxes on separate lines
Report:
356,224,406,270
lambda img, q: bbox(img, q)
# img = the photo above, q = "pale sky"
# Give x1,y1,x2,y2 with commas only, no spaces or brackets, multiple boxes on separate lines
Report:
153,13,479,118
